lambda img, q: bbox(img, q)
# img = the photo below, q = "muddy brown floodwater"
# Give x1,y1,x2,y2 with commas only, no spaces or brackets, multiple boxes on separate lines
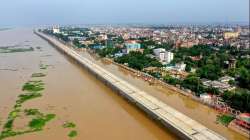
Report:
0,28,179,140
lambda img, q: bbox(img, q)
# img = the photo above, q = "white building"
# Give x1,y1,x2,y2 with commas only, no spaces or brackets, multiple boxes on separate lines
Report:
153,48,166,56
175,62,186,71
165,51,174,64
200,94,213,104
158,52,166,62
52,26,60,34
153,48,174,64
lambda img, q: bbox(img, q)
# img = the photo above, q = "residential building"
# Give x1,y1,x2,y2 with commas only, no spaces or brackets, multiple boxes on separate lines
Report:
98,34,108,41
224,32,239,39
153,48,166,56
179,39,199,48
165,51,174,64
219,76,235,84
201,79,236,92
175,62,186,71
52,26,60,34
153,48,174,64
123,40,141,54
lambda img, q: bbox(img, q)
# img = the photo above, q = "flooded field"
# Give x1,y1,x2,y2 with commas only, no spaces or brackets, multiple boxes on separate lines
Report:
0,28,178,140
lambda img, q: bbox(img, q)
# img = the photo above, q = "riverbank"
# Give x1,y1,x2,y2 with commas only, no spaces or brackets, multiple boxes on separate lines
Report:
35,30,229,140
77,49,248,140
84,49,250,139
101,57,231,113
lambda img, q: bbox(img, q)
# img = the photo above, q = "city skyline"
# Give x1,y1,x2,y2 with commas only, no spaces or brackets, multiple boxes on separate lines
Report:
0,0,249,27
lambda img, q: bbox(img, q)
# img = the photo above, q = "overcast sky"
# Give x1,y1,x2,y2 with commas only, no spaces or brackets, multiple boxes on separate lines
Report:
0,0,249,27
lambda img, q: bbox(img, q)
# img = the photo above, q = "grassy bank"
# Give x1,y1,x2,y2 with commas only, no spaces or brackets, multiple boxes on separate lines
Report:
217,114,235,126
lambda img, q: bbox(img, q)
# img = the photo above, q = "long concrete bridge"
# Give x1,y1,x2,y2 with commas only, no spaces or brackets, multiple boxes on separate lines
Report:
35,31,226,140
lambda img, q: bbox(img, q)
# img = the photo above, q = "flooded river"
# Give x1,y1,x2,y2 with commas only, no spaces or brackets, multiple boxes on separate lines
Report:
0,28,247,140
0,28,178,140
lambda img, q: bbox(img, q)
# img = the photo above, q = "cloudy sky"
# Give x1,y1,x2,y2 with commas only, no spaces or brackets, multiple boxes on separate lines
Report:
0,0,249,26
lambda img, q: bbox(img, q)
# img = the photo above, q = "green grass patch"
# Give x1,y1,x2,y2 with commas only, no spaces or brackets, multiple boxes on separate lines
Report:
22,80,44,92
63,122,76,128
0,128,42,140
0,66,67,140
0,47,34,53
31,73,46,78
28,114,55,130
217,114,235,126
28,119,45,130
39,64,49,70
0,130,17,139
45,114,56,121
9,110,20,119
13,104,22,109
24,109,42,117
3,119,14,130
68,130,77,138
2,109,21,131
16,92,42,104
24,109,56,130
0,77,53,139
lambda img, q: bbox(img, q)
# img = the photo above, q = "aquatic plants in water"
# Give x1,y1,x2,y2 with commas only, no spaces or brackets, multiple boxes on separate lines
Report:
28,113,56,130
63,122,76,128
0,47,34,53
39,64,49,70
0,63,77,140
68,130,78,138
63,121,78,138
22,80,44,92
0,65,55,140
0,110,56,140
17,93,42,104
31,73,46,78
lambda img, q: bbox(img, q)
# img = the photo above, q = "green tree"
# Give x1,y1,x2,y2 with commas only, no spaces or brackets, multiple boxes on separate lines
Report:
197,64,222,80
206,87,220,95
182,74,204,95
115,51,162,70
163,75,181,85
238,67,250,89
185,64,192,72
73,39,80,46
221,89,250,112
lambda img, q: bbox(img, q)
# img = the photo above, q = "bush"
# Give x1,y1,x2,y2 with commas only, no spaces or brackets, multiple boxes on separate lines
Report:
217,115,234,126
